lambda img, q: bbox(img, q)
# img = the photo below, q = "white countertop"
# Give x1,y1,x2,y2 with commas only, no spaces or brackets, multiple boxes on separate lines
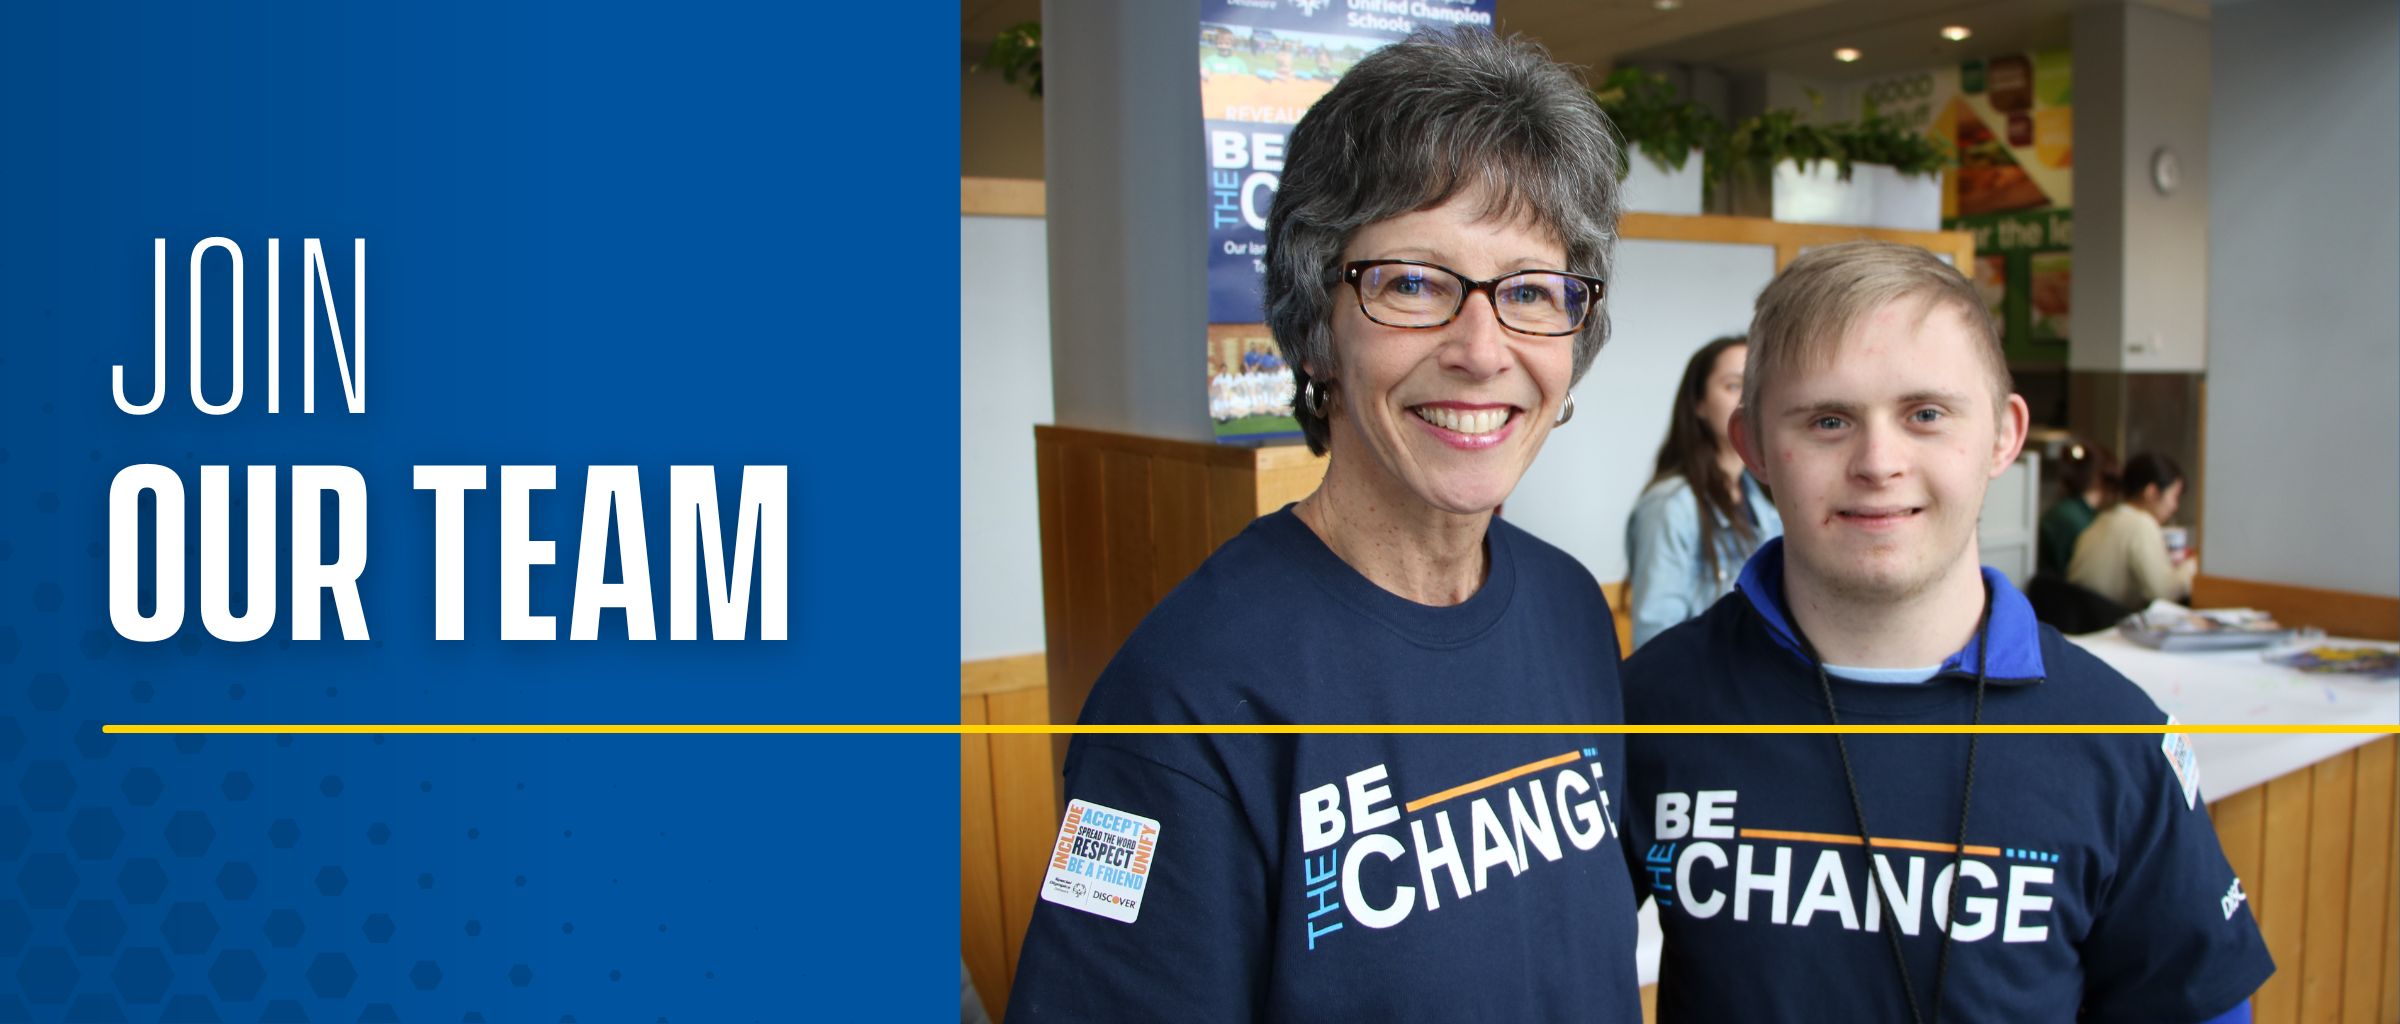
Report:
2068,629,2400,800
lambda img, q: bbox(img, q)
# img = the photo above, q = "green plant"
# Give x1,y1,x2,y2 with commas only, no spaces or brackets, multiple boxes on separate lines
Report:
1725,93,1954,188
1591,68,1724,180
975,21,1043,98
968,23,1956,203
1837,100,1954,178
1722,91,1846,188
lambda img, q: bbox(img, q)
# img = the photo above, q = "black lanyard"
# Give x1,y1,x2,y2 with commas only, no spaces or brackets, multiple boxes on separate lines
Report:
1795,586,1994,1024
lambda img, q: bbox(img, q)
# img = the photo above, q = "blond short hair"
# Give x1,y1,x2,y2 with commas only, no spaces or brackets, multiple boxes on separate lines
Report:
1741,241,2010,437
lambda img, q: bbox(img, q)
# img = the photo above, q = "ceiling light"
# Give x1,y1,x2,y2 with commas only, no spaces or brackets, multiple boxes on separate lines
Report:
1652,0,1682,9
1833,47,1862,63
1941,25,1972,42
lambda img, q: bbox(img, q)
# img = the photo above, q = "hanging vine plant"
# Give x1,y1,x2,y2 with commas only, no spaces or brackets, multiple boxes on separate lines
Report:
969,23,1954,199
1591,68,1724,180
1723,100,1848,189
1722,94,1954,191
975,21,1044,98
1835,99,1954,179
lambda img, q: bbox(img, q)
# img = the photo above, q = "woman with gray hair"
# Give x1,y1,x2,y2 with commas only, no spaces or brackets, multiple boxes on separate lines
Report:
1009,29,1642,1021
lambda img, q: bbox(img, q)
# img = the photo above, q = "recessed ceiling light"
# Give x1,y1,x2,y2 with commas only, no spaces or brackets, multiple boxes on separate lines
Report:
1941,25,1972,42
1653,0,1682,9
1833,47,1862,63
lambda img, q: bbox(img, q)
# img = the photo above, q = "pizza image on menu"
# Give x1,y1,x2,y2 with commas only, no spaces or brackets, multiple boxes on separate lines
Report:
1953,103,2052,215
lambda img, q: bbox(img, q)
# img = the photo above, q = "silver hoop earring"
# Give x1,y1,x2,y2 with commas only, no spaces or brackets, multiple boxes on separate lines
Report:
1555,393,1576,427
1304,380,1331,418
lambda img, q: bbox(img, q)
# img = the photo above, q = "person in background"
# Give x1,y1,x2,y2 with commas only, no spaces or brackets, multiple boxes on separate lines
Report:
2069,451,2198,607
1199,26,1248,82
1008,29,1642,1021
1625,334,1782,649
2035,439,2117,579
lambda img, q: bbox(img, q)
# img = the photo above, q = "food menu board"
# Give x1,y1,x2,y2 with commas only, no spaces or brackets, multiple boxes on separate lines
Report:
1840,51,2073,361
1949,51,2074,217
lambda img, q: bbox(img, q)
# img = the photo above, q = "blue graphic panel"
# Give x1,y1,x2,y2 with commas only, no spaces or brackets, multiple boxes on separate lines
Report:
1,1,958,1016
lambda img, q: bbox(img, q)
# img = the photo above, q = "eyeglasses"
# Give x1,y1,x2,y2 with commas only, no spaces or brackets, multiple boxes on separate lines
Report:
1332,259,1606,337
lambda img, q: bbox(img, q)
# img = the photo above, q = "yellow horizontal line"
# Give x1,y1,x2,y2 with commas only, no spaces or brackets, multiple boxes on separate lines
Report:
100,723,2400,735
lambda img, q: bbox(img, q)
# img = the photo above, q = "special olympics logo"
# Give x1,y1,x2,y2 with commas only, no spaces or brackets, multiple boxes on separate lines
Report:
1292,0,1328,15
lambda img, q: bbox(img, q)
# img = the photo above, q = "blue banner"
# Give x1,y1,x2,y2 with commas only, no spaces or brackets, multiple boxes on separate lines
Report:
1200,0,1496,442
1,2,956,1017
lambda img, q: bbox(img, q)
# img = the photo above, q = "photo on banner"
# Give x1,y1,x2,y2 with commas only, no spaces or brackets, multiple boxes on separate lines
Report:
1201,0,1497,444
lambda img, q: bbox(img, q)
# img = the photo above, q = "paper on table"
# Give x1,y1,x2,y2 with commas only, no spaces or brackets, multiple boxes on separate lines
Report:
2072,630,2400,798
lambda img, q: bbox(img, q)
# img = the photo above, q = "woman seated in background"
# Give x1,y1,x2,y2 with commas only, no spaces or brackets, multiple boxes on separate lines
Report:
1624,335,1780,649
2036,438,2116,578
2069,451,2199,607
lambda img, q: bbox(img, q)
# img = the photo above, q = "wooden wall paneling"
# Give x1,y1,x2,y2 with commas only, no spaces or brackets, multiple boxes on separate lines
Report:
2257,770,2315,1022
1101,450,1156,651
1252,445,1328,516
2298,753,2357,1022
1617,212,1973,263
2190,576,2400,642
960,696,1007,1020
2212,786,2266,925
1206,461,1261,548
1612,214,1973,274
2340,738,2394,1024
961,176,1046,217
962,653,1049,698
2382,793,2398,1024
987,686,1063,987
1036,436,1067,680
1600,580,1634,657
1148,455,1214,601
1052,444,1111,732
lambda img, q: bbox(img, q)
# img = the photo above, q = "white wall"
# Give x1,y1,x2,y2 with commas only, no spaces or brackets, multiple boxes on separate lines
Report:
2073,2,2215,372
961,215,1056,660
1504,239,1779,583
2202,0,2400,597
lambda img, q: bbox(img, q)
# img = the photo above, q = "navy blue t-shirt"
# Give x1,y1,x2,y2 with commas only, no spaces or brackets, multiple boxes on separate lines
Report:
1007,508,1643,1022
1623,540,2274,1023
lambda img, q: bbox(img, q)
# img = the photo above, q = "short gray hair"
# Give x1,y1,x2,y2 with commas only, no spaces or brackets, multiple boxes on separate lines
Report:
1742,241,2010,439
1264,28,1623,455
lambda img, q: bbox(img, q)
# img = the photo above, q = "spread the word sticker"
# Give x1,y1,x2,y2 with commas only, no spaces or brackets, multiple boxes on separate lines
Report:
1040,799,1161,924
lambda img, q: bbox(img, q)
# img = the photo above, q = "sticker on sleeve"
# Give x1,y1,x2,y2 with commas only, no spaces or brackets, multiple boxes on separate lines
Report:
2161,716,2202,810
1039,799,1161,924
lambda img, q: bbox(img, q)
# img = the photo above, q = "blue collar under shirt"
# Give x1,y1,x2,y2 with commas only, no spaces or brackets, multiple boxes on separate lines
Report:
1733,537,2047,686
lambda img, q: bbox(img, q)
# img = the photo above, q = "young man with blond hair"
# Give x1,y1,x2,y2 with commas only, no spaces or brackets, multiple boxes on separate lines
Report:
1623,241,2271,1023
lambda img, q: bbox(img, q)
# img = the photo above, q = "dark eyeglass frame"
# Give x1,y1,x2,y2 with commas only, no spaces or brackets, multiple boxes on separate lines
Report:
1331,259,1607,337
